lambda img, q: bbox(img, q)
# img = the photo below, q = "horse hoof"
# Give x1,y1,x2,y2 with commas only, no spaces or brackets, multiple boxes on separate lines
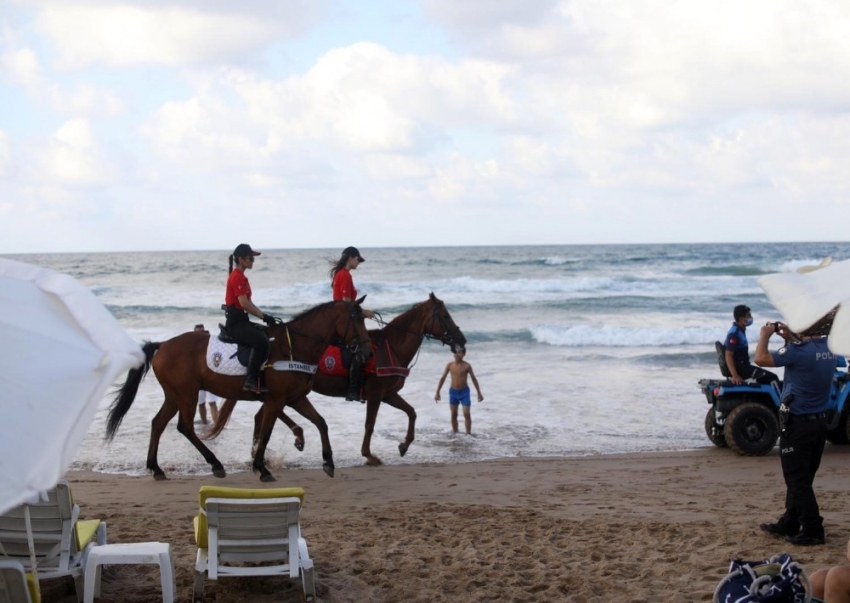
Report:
152,473,168,481
294,440,305,452
323,465,335,478
260,474,276,483
365,457,383,467
212,468,226,478
398,443,408,457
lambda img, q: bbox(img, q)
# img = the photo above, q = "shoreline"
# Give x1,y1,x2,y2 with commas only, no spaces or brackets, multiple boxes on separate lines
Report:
40,447,850,601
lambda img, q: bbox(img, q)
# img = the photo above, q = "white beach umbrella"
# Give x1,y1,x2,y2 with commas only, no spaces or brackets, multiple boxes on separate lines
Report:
0,258,144,515
757,257,850,354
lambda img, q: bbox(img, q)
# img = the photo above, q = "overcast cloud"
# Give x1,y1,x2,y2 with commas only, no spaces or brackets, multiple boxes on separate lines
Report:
1,0,849,253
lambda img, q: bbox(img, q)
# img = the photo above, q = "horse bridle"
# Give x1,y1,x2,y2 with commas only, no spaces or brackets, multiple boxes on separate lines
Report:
343,303,372,360
382,301,463,351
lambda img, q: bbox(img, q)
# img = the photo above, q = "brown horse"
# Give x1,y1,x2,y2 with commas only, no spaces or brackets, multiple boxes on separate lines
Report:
212,293,466,466
105,299,372,481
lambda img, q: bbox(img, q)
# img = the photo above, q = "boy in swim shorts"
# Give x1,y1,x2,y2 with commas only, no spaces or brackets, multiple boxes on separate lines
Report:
435,348,484,435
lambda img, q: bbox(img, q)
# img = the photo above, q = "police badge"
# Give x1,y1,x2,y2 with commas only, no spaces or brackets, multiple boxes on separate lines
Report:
213,351,223,367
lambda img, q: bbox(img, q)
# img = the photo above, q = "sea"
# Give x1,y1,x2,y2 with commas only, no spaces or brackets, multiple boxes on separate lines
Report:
11,242,850,477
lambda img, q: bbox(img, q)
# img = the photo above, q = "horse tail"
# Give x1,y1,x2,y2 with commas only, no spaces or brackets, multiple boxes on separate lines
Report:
105,341,159,440
205,398,237,440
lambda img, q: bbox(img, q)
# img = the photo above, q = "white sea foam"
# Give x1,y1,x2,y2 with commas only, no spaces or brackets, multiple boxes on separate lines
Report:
530,324,720,347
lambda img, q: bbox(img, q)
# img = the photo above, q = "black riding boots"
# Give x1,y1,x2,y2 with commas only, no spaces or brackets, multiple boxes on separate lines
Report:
346,355,364,402
243,349,268,394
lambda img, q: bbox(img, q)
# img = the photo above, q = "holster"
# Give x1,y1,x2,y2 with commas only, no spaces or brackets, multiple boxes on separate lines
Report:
779,394,794,435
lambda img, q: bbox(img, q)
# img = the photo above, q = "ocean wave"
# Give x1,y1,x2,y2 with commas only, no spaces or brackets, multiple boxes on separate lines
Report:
529,324,720,347
684,265,769,277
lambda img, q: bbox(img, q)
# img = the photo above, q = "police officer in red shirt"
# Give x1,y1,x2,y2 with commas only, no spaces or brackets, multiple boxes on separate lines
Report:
225,244,277,393
329,246,374,401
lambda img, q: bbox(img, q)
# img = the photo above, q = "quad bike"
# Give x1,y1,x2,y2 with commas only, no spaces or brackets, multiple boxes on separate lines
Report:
698,342,850,456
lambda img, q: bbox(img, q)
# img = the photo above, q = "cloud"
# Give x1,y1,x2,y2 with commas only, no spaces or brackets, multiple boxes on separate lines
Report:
0,42,123,115
40,119,119,186
141,43,515,179
35,0,323,68
0,130,10,177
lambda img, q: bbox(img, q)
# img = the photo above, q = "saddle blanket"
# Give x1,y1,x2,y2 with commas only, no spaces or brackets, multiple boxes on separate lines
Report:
318,347,409,378
206,338,317,376
206,337,246,376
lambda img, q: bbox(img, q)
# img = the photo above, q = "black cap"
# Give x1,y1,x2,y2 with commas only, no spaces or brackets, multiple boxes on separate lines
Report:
233,243,261,258
342,246,365,262
733,305,751,320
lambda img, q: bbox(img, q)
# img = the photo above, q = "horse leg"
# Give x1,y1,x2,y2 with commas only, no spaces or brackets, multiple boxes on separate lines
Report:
176,400,227,478
361,397,383,466
278,409,305,452
252,401,281,482
147,397,179,480
287,396,334,477
382,392,417,458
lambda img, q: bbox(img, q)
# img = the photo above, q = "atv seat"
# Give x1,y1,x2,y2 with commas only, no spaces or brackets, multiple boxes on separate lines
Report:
715,341,732,379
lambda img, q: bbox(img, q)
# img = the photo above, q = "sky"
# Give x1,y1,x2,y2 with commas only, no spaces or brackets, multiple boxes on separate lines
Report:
1,0,849,253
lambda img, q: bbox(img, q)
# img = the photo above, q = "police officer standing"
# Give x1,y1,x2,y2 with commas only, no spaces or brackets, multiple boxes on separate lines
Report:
754,310,837,546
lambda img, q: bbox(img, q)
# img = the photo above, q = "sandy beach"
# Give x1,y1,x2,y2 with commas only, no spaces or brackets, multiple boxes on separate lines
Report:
36,447,850,602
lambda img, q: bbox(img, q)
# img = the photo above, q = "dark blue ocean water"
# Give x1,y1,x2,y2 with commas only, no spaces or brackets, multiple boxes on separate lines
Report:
11,242,849,475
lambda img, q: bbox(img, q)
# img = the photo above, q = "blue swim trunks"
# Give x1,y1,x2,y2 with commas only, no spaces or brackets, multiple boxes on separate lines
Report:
449,386,471,407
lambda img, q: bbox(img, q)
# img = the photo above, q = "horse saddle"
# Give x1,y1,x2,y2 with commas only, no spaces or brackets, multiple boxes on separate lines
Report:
206,324,251,374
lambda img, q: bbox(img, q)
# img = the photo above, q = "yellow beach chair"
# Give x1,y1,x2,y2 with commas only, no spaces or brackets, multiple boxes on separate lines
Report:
0,480,106,603
193,486,315,601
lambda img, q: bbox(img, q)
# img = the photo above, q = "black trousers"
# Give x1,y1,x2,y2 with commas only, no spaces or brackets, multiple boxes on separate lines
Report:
225,320,270,363
737,363,780,386
779,416,827,532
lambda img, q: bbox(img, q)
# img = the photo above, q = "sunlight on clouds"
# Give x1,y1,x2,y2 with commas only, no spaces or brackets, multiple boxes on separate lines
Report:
38,3,279,68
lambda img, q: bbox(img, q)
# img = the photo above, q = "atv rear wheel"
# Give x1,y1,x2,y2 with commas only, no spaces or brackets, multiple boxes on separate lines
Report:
827,408,850,445
704,407,727,448
724,402,778,456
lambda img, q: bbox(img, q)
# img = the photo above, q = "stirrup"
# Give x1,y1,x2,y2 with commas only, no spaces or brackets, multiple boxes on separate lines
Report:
243,376,268,394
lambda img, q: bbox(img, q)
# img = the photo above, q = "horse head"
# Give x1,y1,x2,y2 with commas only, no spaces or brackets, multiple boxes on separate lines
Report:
426,292,467,353
339,296,373,362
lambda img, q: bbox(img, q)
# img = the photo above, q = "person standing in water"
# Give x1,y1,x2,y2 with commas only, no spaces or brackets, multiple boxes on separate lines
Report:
435,348,484,435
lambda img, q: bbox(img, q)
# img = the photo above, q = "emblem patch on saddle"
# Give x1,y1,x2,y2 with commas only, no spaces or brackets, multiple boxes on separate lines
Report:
319,347,348,377
206,337,248,376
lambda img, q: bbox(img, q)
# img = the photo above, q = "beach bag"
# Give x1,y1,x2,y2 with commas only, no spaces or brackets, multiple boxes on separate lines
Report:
713,553,811,603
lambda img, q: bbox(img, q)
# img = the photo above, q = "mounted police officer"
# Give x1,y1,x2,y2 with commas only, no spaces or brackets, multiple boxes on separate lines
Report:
224,244,278,394
755,308,838,546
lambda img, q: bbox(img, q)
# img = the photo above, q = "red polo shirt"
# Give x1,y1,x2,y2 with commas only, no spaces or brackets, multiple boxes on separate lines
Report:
332,269,356,301
226,269,251,309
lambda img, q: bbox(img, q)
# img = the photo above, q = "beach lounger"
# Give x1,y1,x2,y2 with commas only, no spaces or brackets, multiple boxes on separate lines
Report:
0,480,106,603
193,485,315,601
0,561,40,603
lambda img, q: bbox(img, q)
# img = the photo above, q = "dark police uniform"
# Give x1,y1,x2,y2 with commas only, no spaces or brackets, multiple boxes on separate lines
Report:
771,337,836,542
725,323,779,385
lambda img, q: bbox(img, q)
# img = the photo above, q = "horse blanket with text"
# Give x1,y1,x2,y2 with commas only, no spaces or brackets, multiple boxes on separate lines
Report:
205,337,318,376
319,343,410,378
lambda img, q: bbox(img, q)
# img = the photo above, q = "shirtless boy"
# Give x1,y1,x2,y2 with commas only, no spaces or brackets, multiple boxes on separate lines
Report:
435,348,484,435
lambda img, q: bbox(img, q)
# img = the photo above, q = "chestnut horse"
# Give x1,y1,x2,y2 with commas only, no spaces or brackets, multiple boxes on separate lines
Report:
105,299,372,481
211,293,466,466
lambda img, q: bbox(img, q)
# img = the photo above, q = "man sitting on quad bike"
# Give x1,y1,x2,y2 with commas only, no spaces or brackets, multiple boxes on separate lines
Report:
726,304,780,386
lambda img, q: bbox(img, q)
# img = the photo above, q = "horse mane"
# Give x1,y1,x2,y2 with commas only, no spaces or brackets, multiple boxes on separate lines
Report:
386,298,434,333
287,300,342,324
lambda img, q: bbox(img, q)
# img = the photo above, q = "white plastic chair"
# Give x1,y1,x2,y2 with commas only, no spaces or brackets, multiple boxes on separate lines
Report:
0,561,40,603
193,486,315,601
0,481,106,603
